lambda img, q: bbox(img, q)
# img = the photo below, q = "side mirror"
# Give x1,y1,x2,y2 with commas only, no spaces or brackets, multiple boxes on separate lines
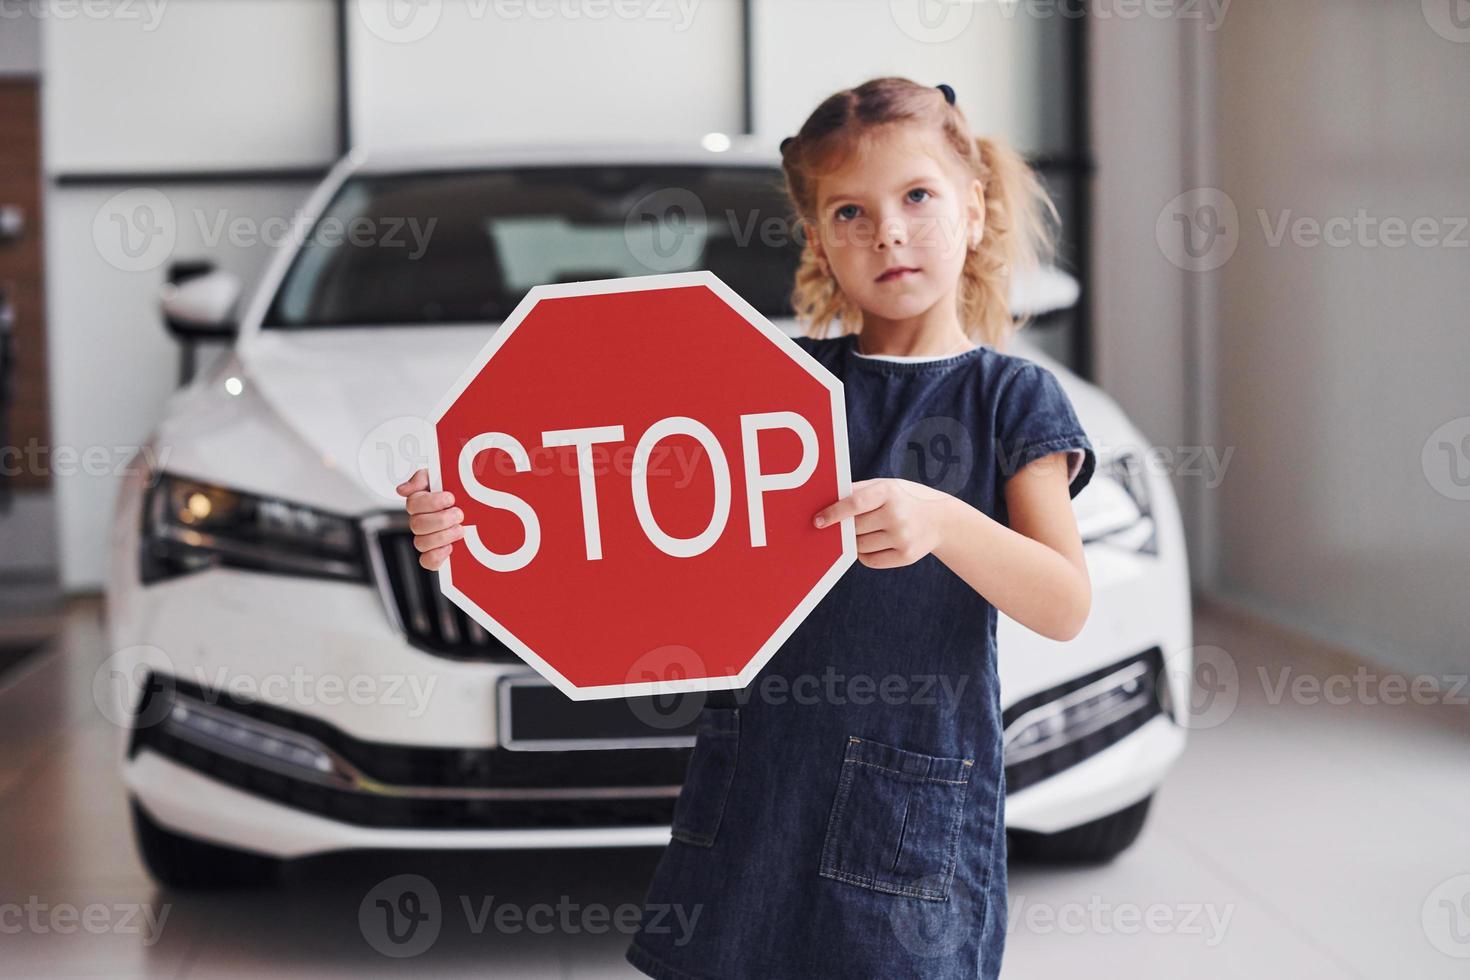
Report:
0,288,14,513
0,287,14,401
161,266,241,341
1009,263,1081,320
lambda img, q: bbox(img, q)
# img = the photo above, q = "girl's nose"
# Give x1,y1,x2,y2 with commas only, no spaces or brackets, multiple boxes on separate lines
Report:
878,216,906,248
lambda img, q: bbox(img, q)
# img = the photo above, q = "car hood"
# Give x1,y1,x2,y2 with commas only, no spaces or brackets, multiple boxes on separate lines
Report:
153,322,1140,516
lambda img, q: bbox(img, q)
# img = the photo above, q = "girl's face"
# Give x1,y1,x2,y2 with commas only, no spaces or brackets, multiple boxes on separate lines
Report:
806,122,985,325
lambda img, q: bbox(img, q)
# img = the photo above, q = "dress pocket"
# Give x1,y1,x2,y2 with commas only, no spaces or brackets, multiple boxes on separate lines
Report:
818,735,974,901
668,705,740,847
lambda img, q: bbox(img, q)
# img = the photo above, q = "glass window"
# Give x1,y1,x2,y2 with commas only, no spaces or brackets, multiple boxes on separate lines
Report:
262,165,804,328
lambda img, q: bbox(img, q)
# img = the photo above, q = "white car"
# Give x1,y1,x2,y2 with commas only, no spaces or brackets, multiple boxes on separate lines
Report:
104,141,1192,888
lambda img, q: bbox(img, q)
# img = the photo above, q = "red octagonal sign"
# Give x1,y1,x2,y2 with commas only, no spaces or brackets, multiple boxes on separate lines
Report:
428,272,856,700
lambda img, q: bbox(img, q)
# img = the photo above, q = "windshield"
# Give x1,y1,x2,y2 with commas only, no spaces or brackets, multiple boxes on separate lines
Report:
262,164,804,327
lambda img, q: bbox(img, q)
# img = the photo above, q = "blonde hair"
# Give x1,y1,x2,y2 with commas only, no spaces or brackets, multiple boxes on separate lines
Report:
779,76,1060,350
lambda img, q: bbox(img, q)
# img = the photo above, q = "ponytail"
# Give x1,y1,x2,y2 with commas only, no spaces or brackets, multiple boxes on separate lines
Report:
962,135,1060,349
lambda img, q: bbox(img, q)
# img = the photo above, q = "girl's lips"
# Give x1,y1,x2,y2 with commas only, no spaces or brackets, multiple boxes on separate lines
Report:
876,267,919,283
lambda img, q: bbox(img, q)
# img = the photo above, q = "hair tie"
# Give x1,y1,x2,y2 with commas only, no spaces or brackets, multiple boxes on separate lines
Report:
936,83,956,105
780,136,795,154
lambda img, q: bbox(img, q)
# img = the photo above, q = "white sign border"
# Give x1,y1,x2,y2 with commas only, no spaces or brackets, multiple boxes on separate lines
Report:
427,270,856,702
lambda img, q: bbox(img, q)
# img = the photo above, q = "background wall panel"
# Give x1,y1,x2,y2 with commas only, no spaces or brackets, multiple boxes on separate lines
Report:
44,0,339,172
1214,0,1470,678
349,0,744,149
751,0,1045,152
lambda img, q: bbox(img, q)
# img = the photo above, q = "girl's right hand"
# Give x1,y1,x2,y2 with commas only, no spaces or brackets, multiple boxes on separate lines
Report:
395,468,465,570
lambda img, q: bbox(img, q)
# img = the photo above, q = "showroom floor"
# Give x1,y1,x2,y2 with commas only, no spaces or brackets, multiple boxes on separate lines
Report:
0,597,1465,979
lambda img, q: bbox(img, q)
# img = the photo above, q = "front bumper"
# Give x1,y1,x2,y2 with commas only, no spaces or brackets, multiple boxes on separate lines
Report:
126,752,676,859
1005,715,1185,834
126,672,689,837
121,639,1182,858
1002,645,1185,832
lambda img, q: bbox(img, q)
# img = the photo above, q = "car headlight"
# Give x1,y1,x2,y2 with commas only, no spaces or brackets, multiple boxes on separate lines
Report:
140,473,368,583
1074,450,1157,555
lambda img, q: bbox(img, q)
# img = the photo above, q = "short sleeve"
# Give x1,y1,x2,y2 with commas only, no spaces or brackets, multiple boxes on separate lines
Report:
994,362,1096,499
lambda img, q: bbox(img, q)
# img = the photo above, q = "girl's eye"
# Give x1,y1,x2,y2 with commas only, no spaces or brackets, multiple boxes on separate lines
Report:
832,190,928,221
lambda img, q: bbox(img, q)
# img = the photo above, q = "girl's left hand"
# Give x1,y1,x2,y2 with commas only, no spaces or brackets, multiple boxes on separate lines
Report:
813,478,952,569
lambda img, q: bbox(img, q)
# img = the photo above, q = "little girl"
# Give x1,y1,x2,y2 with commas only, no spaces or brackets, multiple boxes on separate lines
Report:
396,76,1094,980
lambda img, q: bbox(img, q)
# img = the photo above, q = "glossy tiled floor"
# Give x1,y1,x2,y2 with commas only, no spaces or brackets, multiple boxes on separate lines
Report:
1,597,1465,978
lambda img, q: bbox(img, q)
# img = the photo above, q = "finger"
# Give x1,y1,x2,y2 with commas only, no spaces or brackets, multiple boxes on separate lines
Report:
406,488,456,516
396,468,428,497
814,483,884,528
413,524,465,553
409,507,463,536
856,529,897,554
419,543,453,571
857,548,906,569
853,508,886,536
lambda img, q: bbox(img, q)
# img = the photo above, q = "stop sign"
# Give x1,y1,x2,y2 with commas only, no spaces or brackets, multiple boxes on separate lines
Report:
428,271,855,700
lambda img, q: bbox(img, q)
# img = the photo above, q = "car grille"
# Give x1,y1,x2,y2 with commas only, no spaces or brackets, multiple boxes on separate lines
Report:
369,522,521,663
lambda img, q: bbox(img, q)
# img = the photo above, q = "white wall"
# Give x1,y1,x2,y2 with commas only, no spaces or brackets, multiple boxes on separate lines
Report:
44,0,339,170
349,0,744,148
1212,0,1470,677
752,0,1044,151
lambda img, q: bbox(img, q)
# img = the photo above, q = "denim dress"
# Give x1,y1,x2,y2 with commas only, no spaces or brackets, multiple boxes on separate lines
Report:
625,331,1095,980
